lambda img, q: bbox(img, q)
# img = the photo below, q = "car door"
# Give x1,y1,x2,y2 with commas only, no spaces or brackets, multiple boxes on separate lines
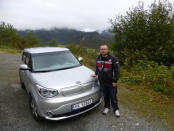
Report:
20,52,32,90
20,52,27,83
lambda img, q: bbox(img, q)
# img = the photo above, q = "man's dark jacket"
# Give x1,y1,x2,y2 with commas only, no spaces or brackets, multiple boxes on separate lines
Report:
95,54,120,84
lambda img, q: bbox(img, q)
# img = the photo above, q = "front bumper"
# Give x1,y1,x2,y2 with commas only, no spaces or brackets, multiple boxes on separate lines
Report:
34,87,101,120
45,98,102,120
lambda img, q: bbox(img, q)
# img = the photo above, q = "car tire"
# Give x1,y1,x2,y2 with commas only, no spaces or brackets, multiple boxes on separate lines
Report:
29,95,43,121
20,81,25,89
19,74,25,89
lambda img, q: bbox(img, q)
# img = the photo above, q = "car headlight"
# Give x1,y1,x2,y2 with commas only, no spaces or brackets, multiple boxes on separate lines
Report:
36,84,58,98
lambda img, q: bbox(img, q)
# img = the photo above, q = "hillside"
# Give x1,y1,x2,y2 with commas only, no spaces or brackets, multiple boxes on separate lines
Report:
18,28,114,49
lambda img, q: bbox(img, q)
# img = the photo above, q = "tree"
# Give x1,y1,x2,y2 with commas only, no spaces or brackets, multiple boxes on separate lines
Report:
26,31,42,47
0,22,45,49
48,38,58,46
0,22,19,46
110,0,174,66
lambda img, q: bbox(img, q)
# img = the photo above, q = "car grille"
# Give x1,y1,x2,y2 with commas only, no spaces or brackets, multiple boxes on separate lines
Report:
61,83,93,96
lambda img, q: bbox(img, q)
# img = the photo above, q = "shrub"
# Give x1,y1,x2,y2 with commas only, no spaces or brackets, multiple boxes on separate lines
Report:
150,84,166,92
121,60,174,96
171,66,174,79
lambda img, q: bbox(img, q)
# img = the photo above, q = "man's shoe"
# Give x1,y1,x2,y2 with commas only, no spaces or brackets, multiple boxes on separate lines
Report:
103,108,109,115
115,110,120,118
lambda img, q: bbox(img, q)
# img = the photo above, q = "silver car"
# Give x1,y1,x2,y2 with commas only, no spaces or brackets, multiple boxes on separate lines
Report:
19,47,101,121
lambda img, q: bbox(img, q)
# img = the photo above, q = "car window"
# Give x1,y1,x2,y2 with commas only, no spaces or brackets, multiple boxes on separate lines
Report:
22,53,27,63
32,51,80,72
22,52,31,68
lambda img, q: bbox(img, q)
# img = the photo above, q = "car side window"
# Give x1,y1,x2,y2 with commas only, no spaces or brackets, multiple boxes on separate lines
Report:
22,53,27,63
22,52,31,68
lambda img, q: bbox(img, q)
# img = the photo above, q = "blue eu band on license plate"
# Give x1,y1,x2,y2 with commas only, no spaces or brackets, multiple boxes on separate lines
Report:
72,99,93,111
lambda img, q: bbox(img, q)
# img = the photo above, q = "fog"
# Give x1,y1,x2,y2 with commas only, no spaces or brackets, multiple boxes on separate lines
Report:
0,0,170,31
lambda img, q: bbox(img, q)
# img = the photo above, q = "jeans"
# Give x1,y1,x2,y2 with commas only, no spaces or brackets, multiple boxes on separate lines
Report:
100,84,119,111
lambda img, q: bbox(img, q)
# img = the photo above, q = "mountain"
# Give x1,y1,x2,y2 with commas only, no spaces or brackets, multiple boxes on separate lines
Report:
18,28,114,49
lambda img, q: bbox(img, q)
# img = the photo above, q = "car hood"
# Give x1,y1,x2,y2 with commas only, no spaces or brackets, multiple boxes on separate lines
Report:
31,65,96,89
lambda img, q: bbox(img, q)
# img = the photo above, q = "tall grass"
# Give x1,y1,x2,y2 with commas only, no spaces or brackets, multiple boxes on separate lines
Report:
121,60,174,97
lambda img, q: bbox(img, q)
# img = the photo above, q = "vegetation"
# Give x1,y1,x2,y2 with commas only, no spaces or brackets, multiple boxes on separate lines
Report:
0,22,24,49
0,22,44,49
48,38,59,47
121,61,174,97
110,0,174,97
110,0,174,66
66,43,99,69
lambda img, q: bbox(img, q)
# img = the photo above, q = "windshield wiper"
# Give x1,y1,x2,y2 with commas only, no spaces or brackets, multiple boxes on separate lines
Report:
33,64,81,73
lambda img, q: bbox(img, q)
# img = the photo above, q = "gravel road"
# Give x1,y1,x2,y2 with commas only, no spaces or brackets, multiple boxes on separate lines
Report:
0,52,168,131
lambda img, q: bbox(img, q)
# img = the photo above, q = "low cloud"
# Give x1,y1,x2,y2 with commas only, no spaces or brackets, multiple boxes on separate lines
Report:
0,0,163,31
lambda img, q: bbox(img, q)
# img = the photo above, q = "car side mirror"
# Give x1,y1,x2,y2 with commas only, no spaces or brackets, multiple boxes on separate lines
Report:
78,57,83,62
20,64,30,70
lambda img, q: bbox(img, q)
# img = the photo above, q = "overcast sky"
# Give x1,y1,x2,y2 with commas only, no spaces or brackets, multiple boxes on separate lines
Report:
0,0,172,31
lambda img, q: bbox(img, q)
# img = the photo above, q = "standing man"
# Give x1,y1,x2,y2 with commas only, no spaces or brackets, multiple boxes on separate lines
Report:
91,44,120,117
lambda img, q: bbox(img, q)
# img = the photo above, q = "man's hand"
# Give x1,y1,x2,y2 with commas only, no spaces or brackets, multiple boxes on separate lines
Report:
112,82,117,87
91,74,97,78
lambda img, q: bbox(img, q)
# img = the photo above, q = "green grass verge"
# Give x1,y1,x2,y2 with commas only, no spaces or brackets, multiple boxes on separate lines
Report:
0,45,22,53
118,83,174,129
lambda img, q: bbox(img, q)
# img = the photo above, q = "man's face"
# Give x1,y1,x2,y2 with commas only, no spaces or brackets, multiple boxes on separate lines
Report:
100,45,109,56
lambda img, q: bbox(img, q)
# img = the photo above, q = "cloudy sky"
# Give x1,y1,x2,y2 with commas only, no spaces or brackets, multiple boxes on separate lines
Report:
0,0,172,31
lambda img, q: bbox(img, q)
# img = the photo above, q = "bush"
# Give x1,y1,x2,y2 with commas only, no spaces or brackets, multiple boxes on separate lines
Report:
67,43,98,59
121,60,174,96
171,66,174,79
150,84,166,92
120,68,142,85
67,43,86,56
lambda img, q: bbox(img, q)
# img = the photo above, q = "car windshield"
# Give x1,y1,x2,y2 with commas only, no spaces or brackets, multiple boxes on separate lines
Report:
32,51,81,72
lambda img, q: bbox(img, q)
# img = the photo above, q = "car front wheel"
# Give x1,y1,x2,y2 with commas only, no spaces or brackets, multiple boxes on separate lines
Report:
19,74,25,89
20,80,25,89
29,95,42,121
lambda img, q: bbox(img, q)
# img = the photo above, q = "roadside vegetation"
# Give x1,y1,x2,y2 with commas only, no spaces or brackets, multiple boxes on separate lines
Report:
110,0,174,98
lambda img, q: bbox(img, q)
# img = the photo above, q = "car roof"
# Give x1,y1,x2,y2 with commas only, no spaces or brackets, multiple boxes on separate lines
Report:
23,47,69,54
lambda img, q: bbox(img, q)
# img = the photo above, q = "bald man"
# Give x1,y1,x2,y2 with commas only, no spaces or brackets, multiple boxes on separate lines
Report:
91,44,120,117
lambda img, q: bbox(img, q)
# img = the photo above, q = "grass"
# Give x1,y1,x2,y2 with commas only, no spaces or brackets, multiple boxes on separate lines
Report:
0,45,22,53
118,83,174,129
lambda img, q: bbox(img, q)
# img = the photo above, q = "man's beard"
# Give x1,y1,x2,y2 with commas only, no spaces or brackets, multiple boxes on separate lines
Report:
102,53,108,57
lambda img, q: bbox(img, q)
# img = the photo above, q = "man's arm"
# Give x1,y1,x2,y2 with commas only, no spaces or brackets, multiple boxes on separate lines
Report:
95,58,99,75
113,56,120,83
91,58,98,77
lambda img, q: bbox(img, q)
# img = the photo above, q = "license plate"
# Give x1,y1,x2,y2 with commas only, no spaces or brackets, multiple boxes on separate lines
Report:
72,99,93,111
